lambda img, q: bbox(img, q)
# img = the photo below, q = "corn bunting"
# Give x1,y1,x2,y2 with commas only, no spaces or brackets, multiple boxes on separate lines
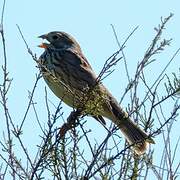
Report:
38,31,154,155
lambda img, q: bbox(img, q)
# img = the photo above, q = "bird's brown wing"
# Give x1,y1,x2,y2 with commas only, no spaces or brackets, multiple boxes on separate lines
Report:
50,48,98,90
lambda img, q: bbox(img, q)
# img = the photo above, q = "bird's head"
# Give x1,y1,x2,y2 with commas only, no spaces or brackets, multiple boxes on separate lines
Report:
38,31,81,50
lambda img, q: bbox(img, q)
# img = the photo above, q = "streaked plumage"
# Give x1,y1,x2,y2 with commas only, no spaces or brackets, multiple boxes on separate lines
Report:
38,31,155,155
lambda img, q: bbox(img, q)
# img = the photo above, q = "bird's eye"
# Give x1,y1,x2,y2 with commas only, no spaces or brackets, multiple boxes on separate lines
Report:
52,35,58,40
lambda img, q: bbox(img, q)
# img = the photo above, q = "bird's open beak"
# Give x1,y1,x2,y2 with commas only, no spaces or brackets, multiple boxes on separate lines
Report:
38,34,49,49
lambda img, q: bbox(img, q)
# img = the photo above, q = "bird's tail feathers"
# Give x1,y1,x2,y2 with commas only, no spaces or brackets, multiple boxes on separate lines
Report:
119,119,155,155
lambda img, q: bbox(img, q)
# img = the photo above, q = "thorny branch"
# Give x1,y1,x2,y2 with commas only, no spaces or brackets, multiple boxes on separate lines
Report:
0,0,15,179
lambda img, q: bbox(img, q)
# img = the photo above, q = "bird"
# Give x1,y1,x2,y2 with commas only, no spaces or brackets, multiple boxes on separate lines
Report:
38,31,155,155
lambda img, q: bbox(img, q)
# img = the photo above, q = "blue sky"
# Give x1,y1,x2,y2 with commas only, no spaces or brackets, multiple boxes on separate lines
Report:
0,0,180,179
